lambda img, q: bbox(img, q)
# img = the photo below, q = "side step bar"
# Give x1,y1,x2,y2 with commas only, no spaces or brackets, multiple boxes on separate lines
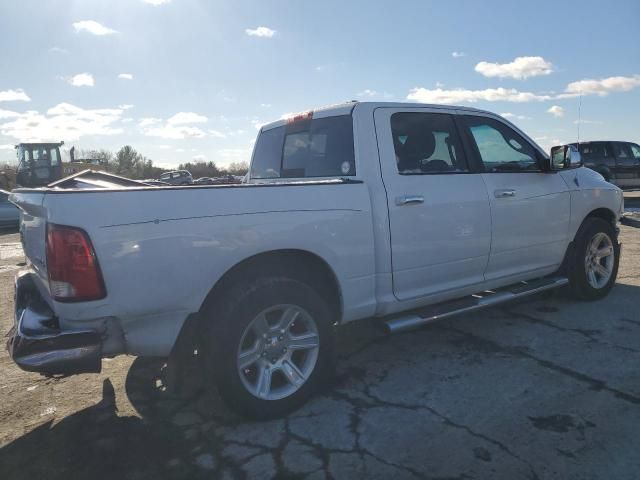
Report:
384,276,569,334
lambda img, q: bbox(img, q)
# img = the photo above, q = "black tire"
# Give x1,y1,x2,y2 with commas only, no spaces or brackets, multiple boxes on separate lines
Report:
201,276,334,419
567,217,619,300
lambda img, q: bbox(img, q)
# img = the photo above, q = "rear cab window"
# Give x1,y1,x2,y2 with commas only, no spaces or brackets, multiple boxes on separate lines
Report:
250,115,355,179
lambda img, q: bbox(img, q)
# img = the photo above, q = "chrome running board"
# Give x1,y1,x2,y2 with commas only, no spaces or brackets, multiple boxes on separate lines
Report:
384,276,569,334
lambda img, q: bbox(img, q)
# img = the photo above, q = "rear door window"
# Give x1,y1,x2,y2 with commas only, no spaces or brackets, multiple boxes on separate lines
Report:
250,115,355,179
579,142,610,159
390,112,468,174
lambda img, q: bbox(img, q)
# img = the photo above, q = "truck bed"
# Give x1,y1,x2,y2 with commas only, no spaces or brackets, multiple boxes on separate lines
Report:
10,176,377,357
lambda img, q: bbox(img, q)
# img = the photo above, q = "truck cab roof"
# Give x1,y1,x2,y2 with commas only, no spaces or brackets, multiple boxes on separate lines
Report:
260,101,498,132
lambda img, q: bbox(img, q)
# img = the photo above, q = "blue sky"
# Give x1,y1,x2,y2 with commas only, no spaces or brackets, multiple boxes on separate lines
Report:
0,0,639,168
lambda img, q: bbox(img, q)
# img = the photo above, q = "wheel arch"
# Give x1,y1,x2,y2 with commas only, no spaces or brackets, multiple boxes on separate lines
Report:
581,207,617,234
199,249,344,324
558,207,618,276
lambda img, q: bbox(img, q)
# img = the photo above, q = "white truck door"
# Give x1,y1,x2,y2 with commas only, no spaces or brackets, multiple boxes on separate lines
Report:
373,107,491,301
457,113,571,281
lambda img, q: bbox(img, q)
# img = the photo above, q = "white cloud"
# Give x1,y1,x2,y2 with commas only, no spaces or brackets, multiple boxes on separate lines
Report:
72,20,118,36
500,112,531,120
141,112,208,139
533,136,564,152
251,119,266,130
193,154,206,161
547,105,565,117
0,89,30,102
564,74,640,97
0,103,124,142
356,89,394,99
49,47,69,54
475,56,554,79
167,112,207,125
224,128,246,137
118,104,134,110
0,109,20,119
138,117,162,127
408,73,640,107
68,73,95,87
245,26,276,38
574,119,603,125
407,87,550,104
118,73,133,80
260,103,272,108
357,89,378,97
142,0,171,5
121,118,134,123
158,145,171,149
0,144,14,150
144,125,207,140
209,129,227,138
452,51,466,58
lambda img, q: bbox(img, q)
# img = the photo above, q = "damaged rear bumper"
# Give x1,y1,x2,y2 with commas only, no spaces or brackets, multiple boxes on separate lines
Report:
6,270,102,375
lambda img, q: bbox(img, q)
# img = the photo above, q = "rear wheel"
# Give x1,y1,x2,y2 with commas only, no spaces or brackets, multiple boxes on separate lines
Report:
202,277,334,419
567,218,619,300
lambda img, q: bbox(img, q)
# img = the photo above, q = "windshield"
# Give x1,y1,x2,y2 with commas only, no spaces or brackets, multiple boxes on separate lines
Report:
17,146,61,171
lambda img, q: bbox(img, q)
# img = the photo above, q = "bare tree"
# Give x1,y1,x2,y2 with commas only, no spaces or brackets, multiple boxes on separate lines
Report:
226,161,249,176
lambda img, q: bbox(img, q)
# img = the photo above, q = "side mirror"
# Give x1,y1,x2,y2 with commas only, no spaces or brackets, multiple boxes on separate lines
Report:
550,145,583,170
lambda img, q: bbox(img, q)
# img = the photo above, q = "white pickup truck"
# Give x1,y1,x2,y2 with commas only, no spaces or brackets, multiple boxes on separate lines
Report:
7,102,624,418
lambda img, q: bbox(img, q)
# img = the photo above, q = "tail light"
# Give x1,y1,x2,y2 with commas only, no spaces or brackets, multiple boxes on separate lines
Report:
46,224,106,302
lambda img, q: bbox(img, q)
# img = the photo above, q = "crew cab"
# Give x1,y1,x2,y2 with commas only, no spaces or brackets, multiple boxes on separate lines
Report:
7,102,624,418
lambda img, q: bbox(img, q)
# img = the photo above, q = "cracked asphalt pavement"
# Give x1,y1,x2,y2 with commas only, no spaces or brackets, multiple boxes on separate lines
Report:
1,202,639,479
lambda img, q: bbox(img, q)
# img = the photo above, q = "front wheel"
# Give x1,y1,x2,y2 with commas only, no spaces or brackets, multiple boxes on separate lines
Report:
202,277,334,419
567,218,619,300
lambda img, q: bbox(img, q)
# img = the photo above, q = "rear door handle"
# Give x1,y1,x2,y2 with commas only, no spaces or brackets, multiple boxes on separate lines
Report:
494,189,516,198
396,195,424,206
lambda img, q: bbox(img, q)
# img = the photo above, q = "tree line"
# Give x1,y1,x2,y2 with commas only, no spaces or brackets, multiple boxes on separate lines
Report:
80,146,249,180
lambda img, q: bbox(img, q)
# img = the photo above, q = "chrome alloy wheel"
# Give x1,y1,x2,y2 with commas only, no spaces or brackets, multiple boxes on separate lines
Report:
237,304,320,400
584,232,615,289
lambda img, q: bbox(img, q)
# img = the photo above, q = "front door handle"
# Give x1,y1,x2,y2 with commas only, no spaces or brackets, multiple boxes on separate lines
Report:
396,195,424,206
494,189,516,198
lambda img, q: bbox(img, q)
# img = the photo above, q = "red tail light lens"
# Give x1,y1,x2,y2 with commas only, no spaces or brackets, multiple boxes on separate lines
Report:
46,224,106,302
286,111,313,124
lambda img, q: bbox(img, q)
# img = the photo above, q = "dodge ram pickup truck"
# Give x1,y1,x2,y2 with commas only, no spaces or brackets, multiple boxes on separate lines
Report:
7,102,624,418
